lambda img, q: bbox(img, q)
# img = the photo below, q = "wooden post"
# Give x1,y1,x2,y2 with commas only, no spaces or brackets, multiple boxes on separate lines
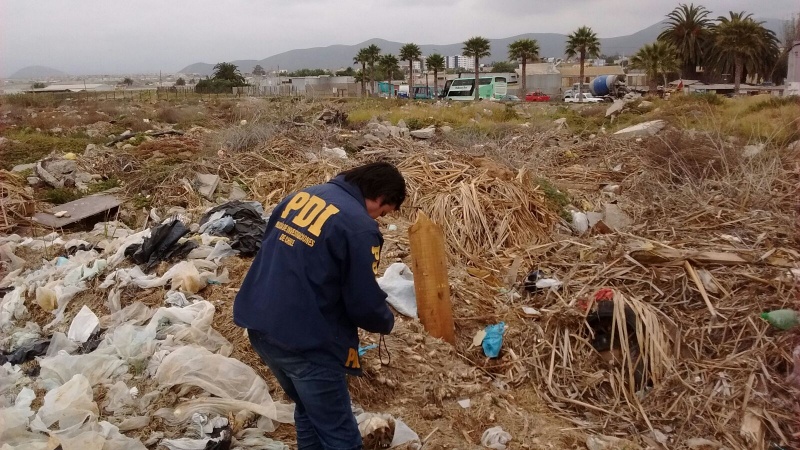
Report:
408,212,456,344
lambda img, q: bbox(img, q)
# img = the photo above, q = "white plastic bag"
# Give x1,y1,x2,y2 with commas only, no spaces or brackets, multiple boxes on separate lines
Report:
377,263,417,318
45,332,79,357
0,388,49,450
95,323,157,363
0,287,26,332
30,374,98,435
146,301,231,355
38,353,127,388
481,426,512,450
67,305,99,343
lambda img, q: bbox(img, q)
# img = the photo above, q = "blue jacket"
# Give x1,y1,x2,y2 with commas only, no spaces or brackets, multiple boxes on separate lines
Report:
233,176,394,375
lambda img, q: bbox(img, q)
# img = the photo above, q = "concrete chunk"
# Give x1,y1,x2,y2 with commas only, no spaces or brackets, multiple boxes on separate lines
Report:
410,126,436,139
614,120,665,138
602,203,633,230
194,173,220,200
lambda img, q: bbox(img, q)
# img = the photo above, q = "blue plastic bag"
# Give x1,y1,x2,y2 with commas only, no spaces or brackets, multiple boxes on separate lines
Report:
358,344,378,356
482,322,505,358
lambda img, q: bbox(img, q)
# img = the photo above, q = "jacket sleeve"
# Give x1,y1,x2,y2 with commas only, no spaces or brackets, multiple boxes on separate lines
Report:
341,230,395,335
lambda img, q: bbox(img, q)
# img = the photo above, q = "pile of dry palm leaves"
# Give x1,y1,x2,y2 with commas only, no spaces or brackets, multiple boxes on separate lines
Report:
0,170,34,233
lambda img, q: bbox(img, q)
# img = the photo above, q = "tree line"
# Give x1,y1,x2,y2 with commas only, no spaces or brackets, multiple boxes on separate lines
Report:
195,4,795,97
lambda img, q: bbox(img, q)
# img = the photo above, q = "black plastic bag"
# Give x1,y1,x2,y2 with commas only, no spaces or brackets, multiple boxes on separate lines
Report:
199,201,266,256
125,219,197,272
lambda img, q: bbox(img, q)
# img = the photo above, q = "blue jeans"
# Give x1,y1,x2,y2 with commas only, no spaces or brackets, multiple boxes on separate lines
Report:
248,329,362,450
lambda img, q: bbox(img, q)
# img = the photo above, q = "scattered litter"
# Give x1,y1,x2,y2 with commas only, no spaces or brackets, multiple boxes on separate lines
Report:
760,309,797,330
482,322,505,358
358,344,378,356
126,219,195,272
481,426,511,450
571,211,589,234
521,307,540,316
194,173,220,200
472,329,487,347
198,201,266,256
321,146,348,159
67,305,100,343
387,224,398,231
457,399,471,408
377,263,417,318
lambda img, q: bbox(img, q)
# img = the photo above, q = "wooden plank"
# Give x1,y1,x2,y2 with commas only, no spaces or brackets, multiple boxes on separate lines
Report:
408,212,456,345
32,194,121,228
629,248,795,268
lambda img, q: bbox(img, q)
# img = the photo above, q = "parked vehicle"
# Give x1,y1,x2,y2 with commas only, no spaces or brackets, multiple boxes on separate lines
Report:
563,92,604,103
525,91,550,102
411,85,437,99
442,76,508,101
589,74,628,100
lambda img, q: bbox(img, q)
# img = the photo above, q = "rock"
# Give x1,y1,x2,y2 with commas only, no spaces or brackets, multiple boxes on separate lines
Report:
122,144,134,150
639,100,653,108
397,119,407,129
370,124,390,139
27,176,43,187
410,126,436,139
605,100,625,117
743,143,765,158
389,126,400,138
440,125,453,133
399,127,409,137
614,120,666,138
603,203,633,230
363,134,382,144
44,159,77,176
12,163,36,173
586,212,604,227
787,140,800,152
194,173,220,200
53,211,70,218
321,146,348,159
229,184,248,201
601,184,621,194
120,130,132,138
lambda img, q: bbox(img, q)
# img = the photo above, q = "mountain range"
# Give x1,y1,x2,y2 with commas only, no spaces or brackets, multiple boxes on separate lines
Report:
178,18,788,76
8,65,69,79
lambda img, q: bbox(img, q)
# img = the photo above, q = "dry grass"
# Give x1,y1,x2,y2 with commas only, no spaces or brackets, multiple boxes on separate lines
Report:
0,170,35,233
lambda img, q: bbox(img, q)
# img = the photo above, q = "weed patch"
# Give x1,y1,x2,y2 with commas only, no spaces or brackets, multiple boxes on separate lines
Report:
0,131,91,170
39,187,83,205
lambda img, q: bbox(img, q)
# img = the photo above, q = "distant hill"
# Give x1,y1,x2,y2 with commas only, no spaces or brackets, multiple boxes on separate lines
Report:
8,65,68,79
179,18,788,75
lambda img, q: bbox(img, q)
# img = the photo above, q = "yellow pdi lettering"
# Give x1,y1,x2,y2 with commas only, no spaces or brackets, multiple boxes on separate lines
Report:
345,348,360,369
281,192,310,219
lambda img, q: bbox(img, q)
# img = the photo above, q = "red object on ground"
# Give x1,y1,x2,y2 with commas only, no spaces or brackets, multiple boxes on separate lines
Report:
525,91,550,102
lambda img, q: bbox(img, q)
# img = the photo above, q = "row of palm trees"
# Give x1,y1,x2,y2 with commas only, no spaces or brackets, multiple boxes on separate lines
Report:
652,4,783,94
353,3,785,100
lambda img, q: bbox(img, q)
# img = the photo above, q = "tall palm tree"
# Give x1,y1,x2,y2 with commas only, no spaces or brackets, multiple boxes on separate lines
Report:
379,54,400,96
564,26,600,102
462,36,491,100
630,41,680,91
399,43,422,96
658,3,713,79
508,38,540,96
425,53,446,96
710,11,780,94
353,48,369,97
364,44,382,96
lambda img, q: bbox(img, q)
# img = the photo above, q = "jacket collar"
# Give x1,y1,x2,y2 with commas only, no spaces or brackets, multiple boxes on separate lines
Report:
329,175,366,210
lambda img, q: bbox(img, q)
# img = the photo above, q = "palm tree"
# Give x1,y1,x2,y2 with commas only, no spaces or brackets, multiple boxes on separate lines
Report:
212,62,246,84
364,44,382,96
425,54,446,96
399,43,422,96
462,36,491,100
710,11,780,94
379,54,400,96
353,48,369,97
630,41,680,91
508,38,540,96
564,26,600,102
658,3,713,79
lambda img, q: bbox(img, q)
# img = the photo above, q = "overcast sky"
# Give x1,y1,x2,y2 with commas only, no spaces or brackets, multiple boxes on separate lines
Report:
1,0,795,76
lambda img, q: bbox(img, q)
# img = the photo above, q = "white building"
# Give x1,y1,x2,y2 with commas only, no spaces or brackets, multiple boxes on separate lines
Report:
446,55,475,71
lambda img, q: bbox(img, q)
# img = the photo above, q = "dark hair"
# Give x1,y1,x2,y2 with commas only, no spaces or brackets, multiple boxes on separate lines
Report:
339,162,406,209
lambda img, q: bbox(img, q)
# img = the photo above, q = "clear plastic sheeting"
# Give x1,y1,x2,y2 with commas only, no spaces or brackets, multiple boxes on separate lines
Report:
146,301,232,356
0,388,49,450
38,353,127,389
235,428,290,450
154,346,294,429
2,321,41,353
0,287,26,332
45,332,79,357
0,363,25,401
155,397,293,433
99,301,153,329
101,260,214,294
94,322,157,363
30,374,98,435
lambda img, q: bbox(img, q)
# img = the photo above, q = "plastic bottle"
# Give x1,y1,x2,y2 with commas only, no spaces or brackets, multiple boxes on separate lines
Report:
760,309,798,330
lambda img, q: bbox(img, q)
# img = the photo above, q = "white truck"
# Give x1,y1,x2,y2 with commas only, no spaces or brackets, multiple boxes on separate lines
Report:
563,92,604,103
